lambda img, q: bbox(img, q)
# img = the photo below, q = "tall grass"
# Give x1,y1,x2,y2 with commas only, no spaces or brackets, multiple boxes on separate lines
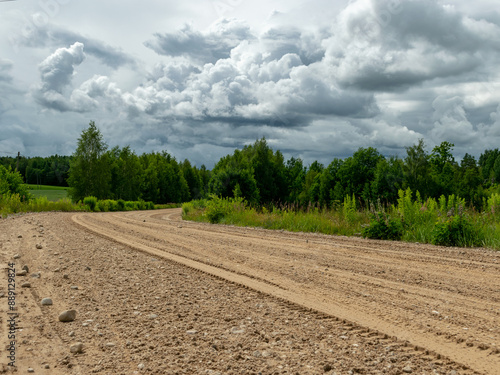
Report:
182,190,500,250
0,193,86,217
182,196,370,236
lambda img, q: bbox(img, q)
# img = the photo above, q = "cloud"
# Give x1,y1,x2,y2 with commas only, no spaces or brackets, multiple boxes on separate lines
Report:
0,59,13,83
144,18,253,63
326,0,500,91
33,42,85,111
19,24,135,68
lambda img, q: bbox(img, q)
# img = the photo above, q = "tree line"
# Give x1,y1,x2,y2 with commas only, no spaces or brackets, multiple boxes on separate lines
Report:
2,121,500,209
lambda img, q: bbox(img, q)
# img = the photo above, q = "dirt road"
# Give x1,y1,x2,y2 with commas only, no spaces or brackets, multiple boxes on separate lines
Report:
0,209,499,374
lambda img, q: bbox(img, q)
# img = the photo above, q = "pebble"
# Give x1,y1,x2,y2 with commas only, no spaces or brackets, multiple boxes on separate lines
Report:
186,330,197,335
63,274,69,279
324,364,332,372
41,298,53,306
230,327,245,334
44,364,50,369
59,310,77,322
402,365,413,373
36,244,43,249
21,282,31,288
22,265,29,272
70,286,79,290
13,254,21,259
70,342,83,354
27,368,34,373
105,342,115,347
148,314,158,319
16,270,27,276
69,331,75,337
138,363,145,370
17,235,22,238
30,272,41,278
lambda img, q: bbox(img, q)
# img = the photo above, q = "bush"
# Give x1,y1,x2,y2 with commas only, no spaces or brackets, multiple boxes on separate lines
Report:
117,199,125,211
83,196,98,211
362,212,404,240
431,215,482,247
204,195,246,224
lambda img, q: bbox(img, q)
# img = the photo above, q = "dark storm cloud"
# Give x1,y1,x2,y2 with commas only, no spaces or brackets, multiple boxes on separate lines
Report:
20,25,135,68
330,0,500,92
144,18,253,63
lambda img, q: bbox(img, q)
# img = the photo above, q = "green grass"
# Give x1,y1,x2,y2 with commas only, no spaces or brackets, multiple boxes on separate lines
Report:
27,184,69,201
182,193,500,251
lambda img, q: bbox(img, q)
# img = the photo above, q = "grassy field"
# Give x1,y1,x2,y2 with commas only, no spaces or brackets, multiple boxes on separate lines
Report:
27,184,69,201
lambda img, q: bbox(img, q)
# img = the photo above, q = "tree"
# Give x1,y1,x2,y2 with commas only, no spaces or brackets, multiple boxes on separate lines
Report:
68,121,112,201
403,139,431,198
0,164,30,200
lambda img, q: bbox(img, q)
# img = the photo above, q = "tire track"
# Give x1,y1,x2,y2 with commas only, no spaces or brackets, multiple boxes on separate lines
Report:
72,210,500,374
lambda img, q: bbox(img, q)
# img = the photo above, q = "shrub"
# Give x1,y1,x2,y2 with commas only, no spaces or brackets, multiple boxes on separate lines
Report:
431,215,482,247
343,194,357,224
83,196,98,211
362,212,404,240
117,199,125,211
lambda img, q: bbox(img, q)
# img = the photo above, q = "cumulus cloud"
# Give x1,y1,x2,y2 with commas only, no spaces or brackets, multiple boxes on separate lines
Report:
327,0,500,91
145,18,253,63
33,42,85,111
19,24,135,68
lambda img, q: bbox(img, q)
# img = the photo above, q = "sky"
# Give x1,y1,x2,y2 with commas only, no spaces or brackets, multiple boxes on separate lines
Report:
1,0,500,167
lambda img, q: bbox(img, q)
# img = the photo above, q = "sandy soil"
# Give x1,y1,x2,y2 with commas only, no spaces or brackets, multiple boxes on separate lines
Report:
0,209,498,374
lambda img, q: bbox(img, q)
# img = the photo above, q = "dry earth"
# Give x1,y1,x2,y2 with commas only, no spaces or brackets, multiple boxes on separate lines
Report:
0,208,498,374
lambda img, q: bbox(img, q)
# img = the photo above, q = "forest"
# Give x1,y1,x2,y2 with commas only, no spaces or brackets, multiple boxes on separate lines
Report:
1,121,500,210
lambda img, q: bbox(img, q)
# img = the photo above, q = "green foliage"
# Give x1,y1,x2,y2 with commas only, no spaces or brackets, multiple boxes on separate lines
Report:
342,194,357,224
68,121,111,201
83,196,98,211
362,212,404,240
0,164,31,200
0,194,84,217
204,195,246,224
431,215,482,247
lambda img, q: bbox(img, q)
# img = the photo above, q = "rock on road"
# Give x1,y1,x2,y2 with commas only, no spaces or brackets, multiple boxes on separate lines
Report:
0,209,498,374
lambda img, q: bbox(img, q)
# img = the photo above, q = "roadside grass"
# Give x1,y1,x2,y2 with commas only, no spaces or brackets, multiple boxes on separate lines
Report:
27,184,69,202
0,193,86,217
182,191,500,250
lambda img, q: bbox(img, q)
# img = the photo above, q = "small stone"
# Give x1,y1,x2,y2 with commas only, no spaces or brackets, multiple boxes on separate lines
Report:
69,331,75,337
70,286,78,290
402,366,413,373
17,235,22,238
148,314,158,319
230,327,245,334
58,310,77,322
21,282,31,288
16,270,27,276
138,363,145,370
53,268,60,273
324,364,332,372
13,254,21,259
31,272,41,278
44,364,50,369
36,244,43,249
70,342,83,354
63,274,69,279
105,342,115,347
41,298,53,306
22,265,29,272
186,330,197,335
27,368,34,373
85,266,91,271
253,350,261,357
